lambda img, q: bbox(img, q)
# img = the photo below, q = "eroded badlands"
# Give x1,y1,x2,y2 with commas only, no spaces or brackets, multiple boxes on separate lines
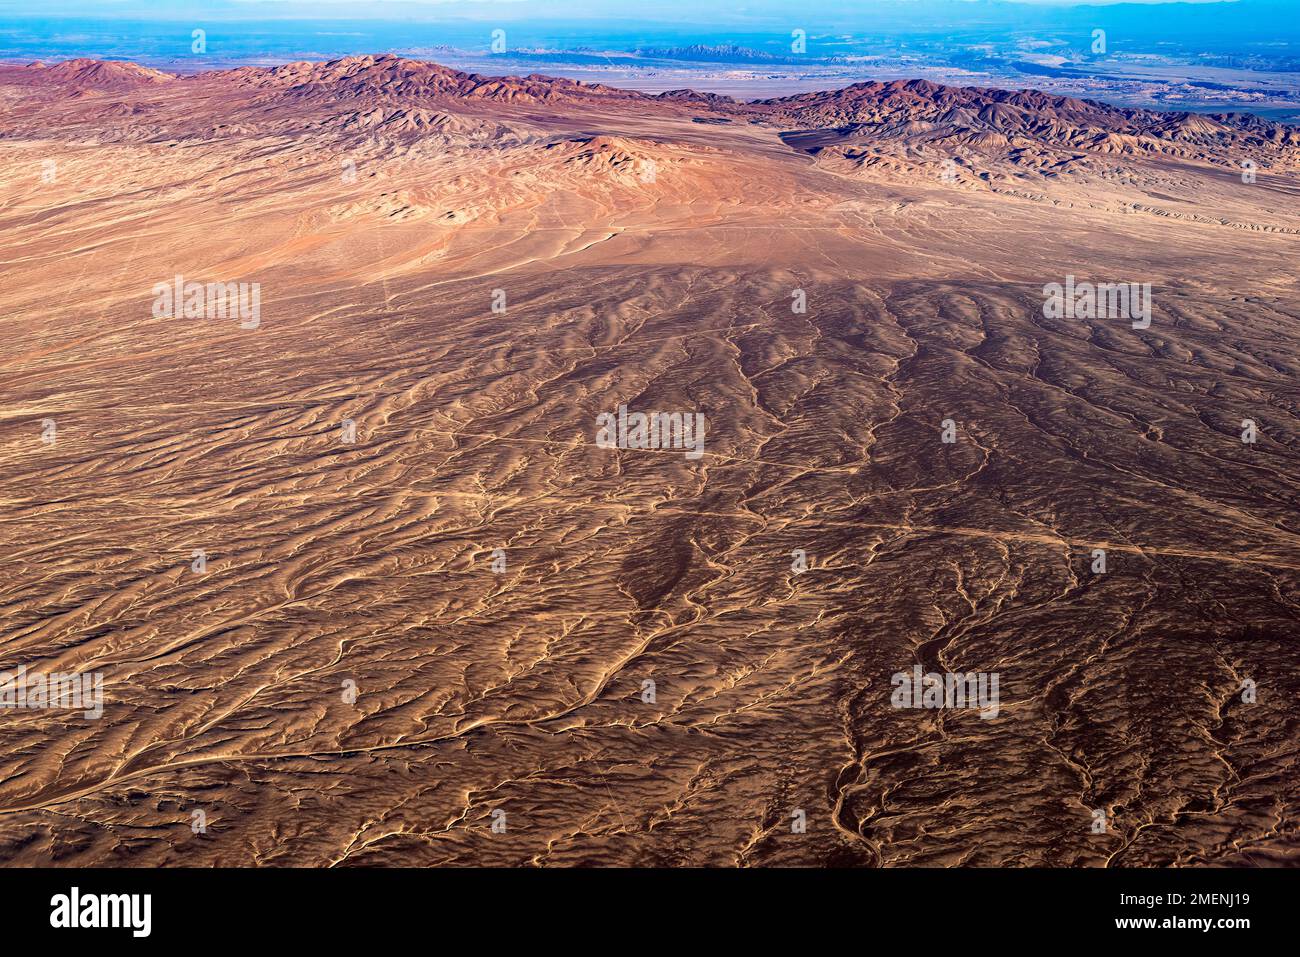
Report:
0,57,1296,865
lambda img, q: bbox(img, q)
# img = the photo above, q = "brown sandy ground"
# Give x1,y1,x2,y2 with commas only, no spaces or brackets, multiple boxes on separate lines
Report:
0,59,1296,866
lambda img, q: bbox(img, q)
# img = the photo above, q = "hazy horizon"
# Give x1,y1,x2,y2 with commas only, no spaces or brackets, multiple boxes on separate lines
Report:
3,0,1295,117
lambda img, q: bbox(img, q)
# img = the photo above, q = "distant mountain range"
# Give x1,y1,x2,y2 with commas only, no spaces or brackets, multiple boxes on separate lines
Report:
12,55,1298,188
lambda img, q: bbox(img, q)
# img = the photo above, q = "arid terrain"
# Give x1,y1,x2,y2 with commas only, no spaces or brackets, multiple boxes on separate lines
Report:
0,55,1297,867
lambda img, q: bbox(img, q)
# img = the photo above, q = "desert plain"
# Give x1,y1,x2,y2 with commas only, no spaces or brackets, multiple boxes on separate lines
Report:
0,56,1297,866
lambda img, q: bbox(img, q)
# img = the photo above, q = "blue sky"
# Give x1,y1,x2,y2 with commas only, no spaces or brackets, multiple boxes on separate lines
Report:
1,1,1280,64
0,0,1250,14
